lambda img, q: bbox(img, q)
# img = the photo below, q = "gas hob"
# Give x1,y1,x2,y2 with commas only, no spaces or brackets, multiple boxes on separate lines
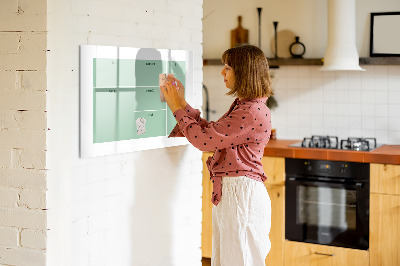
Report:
289,135,382,151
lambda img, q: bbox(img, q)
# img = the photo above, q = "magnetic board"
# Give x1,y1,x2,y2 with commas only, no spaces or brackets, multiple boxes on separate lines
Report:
80,45,193,157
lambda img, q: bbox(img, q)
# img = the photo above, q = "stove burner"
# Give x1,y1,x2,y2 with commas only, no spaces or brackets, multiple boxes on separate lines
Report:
301,135,339,149
340,137,377,151
295,136,378,151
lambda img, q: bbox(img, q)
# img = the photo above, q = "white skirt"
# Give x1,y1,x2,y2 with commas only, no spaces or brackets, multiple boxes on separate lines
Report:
212,176,271,266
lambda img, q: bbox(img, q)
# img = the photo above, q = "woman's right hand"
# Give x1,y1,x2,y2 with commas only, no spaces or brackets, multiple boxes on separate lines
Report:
170,76,187,108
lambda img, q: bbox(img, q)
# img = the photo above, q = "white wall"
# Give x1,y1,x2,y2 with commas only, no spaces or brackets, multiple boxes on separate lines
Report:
46,0,203,266
203,0,400,145
203,0,400,58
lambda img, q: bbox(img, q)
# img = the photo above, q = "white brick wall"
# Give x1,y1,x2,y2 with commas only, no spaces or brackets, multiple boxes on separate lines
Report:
0,0,48,265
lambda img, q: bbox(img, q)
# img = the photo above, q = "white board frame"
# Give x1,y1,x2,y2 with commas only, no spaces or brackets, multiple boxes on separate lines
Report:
80,45,193,158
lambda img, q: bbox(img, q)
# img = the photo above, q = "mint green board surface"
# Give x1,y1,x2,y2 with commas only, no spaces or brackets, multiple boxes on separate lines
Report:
93,58,186,143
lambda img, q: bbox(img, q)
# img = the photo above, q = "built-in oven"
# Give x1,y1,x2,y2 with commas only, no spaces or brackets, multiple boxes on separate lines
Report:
285,158,370,250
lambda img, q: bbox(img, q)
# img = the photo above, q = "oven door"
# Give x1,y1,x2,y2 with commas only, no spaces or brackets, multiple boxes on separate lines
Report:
285,177,369,250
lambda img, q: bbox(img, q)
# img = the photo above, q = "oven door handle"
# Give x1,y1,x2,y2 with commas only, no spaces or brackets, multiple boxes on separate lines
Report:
287,177,364,189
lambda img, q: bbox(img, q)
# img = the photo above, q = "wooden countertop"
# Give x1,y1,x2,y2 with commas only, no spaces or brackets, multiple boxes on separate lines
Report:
263,139,400,165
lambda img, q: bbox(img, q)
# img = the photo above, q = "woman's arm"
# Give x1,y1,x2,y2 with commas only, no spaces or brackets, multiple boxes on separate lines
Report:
162,77,211,137
172,107,257,152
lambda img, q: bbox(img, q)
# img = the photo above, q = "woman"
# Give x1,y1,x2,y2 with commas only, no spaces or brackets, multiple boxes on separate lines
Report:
161,44,273,266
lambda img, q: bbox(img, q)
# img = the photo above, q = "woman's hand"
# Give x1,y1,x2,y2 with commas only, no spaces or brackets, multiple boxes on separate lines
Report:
160,76,185,113
172,77,187,108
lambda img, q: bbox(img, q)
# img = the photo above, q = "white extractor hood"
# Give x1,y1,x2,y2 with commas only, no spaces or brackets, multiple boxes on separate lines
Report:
320,0,365,71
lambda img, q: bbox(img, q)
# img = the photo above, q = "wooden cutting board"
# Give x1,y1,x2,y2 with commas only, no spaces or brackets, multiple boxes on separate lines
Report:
231,16,249,48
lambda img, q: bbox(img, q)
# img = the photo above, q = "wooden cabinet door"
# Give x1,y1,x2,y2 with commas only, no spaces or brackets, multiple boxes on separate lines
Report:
201,152,213,258
370,193,400,266
262,156,285,186
284,241,369,266
370,163,400,195
264,184,284,266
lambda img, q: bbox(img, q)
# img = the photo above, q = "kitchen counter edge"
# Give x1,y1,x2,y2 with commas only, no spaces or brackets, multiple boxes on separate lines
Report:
263,139,400,165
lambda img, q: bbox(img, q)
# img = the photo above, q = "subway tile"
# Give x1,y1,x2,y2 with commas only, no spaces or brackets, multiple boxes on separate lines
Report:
388,91,400,104
297,89,313,103
336,115,349,128
388,117,400,131
361,75,374,91
348,90,362,103
348,116,362,129
311,102,324,113
388,104,400,117
388,75,400,91
348,74,362,90
323,115,336,129
374,90,388,104
362,104,375,117
388,131,400,144
336,90,349,103
286,77,299,89
375,104,389,117
374,117,389,130
310,66,324,77
349,128,362,137
361,90,375,104
348,103,362,116
336,128,349,140
335,72,349,90
336,103,349,116
374,130,389,144
298,77,311,89
311,87,323,101
285,66,298,77
298,67,311,78
311,127,324,136
323,103,336,115
362,116,375,130
311,114,324,128
361,129,375,138
374,65,388,77
323,87,336,103
388,65,400,76
310,77,324,90
322,70,335,78
374,77,388,91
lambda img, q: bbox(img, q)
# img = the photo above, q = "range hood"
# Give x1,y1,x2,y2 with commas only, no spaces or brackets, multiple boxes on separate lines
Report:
320,0,365,71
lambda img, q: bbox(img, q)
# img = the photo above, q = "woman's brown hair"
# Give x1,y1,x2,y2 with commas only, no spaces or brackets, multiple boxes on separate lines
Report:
221,44,273,99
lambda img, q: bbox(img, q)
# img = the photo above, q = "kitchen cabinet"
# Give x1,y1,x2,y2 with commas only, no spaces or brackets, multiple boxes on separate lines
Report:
284,241,369,266
370,163,400,195
201,154,286,266
261,156,285,266
370,163,400,266
201,152,213,258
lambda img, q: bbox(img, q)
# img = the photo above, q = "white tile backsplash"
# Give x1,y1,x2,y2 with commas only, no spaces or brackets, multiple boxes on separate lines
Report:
203,65,400,144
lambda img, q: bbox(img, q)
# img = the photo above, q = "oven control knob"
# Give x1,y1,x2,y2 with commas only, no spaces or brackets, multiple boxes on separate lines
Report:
304,161,312,171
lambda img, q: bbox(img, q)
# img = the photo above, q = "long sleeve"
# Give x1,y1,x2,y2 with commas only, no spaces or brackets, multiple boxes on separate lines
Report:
172,106,258,152
168,103,211,137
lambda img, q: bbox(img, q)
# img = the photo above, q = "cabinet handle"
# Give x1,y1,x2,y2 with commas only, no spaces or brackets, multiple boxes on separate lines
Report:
314,252,335,257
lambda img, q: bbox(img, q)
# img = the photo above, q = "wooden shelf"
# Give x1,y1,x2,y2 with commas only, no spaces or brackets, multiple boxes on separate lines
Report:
203,58,323,67
203,57,400,67
359,57,400,65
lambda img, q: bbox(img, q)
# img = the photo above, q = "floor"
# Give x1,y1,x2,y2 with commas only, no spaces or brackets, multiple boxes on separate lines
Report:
202,257,211,266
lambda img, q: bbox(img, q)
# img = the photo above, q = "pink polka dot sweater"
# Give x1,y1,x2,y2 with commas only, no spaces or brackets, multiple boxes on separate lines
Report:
169,97,272,206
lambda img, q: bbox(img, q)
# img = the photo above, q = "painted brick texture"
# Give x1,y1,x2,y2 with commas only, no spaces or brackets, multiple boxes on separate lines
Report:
46,0,204,265
0,0,47,265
